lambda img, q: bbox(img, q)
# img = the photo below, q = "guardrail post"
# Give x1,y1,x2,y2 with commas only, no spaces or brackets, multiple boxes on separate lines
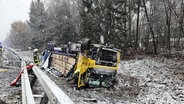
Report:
30,75,37,89
40,93,49,104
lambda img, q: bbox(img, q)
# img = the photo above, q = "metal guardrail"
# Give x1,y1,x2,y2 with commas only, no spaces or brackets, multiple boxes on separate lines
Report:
4,47,27,61
33,66,74,104
6,47,74,104
5,47,35,104
21,61,35,104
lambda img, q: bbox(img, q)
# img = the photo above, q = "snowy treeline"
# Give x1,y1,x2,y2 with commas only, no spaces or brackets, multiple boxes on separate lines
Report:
4,0,184,55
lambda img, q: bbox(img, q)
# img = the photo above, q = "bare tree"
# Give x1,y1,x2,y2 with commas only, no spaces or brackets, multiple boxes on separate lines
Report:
163,0,172,51
142,0,157,54
5,21,30,49
135,0,141,51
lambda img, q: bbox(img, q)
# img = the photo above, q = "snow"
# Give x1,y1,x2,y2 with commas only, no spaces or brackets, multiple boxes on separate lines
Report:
92,3,96,9
16,50,184,103
84,7,88,12
7,49,184,104
119,57,184,103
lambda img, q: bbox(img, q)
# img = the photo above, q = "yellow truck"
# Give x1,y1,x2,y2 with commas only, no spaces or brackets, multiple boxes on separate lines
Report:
50,42,120,88
72,44,120,88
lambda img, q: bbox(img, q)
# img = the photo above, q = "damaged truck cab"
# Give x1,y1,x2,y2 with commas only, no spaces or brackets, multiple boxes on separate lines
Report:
74,44,121,88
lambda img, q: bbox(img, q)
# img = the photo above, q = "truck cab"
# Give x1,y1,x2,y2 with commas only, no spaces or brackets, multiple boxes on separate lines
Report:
74,44,120,88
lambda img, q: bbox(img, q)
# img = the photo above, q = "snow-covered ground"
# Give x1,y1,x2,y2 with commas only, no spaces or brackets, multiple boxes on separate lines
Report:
119,57,184,104
0,48,22,103
2,49,184,104
48,56,184,104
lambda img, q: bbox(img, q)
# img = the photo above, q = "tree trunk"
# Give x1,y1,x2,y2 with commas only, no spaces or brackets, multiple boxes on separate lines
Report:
169,0,184,49
143,0,157,54
135,0,140,51
128,0,132,48
164,0,171,51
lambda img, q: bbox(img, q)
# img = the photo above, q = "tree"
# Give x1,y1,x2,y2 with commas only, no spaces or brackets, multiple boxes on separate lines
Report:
5,21,30,49
163,0,172,51
28,0,46,48
143,0,157,54
135,0,141,51
42,0,80,45
79,0,127,49
169,0,184,49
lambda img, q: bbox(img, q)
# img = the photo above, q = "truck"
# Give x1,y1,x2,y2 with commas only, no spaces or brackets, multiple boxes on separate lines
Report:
47,40,120,88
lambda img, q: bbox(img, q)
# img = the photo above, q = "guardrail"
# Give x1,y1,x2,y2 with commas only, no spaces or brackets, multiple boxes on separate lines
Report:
32,66,74,104
6,47,74,104
21,61,35,104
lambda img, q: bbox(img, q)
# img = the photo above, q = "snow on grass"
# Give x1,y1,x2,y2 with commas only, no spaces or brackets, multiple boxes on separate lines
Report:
118,57,184,104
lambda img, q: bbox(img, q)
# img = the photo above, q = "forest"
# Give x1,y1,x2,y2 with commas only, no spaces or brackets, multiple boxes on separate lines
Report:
4,0,184,56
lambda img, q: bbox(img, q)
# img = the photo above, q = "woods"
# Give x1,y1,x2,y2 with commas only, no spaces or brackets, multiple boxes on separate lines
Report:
4,0,184,55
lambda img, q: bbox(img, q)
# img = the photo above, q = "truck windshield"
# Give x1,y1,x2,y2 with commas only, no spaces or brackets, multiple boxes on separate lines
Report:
99,49,117,62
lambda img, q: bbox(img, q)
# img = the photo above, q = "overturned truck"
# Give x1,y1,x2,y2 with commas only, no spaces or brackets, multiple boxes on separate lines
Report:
47,41,120,88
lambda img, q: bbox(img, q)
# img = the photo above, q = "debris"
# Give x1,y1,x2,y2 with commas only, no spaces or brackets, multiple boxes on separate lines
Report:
9,64,34,86
83,98,97,103
0,69,8,73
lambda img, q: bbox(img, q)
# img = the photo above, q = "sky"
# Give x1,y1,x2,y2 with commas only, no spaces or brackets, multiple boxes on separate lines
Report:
0,0,32,42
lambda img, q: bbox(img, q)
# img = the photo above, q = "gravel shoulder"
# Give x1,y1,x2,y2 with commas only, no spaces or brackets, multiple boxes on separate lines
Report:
0,49,22,104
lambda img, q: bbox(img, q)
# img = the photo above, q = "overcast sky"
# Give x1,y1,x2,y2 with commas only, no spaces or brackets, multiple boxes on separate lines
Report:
0,0,32,42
